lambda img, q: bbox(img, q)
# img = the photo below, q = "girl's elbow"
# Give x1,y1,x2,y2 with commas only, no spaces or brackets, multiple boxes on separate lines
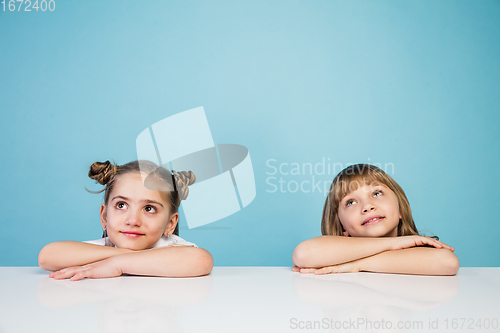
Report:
38,245,52,271
446,252,460,276
195,249,214,276
38,243,65,272
438,249,460,275
292,242,312,268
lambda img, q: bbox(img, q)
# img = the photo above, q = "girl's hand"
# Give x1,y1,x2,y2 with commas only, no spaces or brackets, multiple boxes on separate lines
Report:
49,257,123,281
389,236,455,252
292,261,361,275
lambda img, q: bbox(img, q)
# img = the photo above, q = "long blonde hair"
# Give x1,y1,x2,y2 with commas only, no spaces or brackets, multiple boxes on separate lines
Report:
321,164,422,237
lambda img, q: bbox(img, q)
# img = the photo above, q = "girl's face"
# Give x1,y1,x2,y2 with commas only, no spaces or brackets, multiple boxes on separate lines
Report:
338,183,401,237
100,172,178,250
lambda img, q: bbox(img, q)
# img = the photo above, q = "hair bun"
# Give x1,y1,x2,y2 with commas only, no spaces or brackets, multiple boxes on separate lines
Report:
172,170,196,200
89,161,118,185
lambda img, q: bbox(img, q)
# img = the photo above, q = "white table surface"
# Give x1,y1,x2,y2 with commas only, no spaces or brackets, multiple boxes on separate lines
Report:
0,267,498,333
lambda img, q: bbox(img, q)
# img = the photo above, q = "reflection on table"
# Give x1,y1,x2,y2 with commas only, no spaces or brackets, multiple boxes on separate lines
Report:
292,272,459,332
38,274,213,333
0,267,497,333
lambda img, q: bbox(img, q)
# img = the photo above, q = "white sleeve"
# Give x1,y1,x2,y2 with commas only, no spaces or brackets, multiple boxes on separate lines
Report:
152,235,198,248
84,236,197,248
83,238,106,246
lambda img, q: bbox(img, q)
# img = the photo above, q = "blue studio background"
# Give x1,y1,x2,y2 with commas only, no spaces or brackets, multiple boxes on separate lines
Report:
1,0,499,267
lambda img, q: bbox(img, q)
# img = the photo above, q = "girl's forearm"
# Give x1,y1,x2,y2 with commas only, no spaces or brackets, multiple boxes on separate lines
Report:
38,241,133,271
113,246,214,278
293,236,392,268
358,247,460,276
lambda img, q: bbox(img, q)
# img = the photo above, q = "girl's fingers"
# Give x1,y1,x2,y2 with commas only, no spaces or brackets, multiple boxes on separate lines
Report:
302,264,358,275
53,272,67,280
51,269,64,278
51,270,64,279
55,270,74,280
299,268,317,274
70,271,87,281
394,236,455,252
315,267,335,275
440,244,455,252
292,266,301,272
422,237,455,252
428,240,443,248
430,239,453,251
72,268,91,281
50,267,83,280
439,241,454,251
420,237,442,248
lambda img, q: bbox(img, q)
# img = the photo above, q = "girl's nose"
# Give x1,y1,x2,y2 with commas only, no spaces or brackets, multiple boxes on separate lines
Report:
126,209,142,226
362,202,376,213
363,207,375,213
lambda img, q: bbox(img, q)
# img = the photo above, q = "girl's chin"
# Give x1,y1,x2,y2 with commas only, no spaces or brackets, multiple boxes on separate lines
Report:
353,229,398,238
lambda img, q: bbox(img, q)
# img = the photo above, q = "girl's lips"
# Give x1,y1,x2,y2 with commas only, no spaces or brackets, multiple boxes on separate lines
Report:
362,217,385,226
121,232,144,238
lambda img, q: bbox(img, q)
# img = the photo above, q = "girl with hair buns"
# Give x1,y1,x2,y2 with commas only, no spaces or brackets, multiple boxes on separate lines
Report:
38,160,213,280
292,164,459,276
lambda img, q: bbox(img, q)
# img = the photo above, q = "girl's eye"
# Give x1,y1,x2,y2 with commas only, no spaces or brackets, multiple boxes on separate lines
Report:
116,202,128,210
373,190,383,197
346,199,356,207
144,205,156,213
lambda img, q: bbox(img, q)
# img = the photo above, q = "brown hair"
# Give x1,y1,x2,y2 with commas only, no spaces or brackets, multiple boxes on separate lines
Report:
321,164,429,238
87,160,196,236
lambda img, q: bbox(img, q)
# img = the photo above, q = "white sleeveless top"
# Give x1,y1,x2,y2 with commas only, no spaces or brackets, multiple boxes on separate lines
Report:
84,234,197,248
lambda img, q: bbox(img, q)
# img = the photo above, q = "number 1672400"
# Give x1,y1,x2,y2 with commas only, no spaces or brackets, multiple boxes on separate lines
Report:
2,0,55,12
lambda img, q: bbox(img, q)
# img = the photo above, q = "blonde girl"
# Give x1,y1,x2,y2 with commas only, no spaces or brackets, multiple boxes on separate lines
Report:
292,164,459,275
38,160,213,280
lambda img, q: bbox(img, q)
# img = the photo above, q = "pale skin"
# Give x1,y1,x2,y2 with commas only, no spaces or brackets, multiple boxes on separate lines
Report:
38,172,214,280
292,184,459,276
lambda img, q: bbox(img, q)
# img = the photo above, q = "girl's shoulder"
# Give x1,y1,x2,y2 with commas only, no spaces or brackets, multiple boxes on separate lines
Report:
153,235,198,248
83,237,115,246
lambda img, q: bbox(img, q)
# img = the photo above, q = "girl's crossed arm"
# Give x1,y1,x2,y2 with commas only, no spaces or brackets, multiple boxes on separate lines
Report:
39,242,214,280
292,235,459,276
38,241,133,271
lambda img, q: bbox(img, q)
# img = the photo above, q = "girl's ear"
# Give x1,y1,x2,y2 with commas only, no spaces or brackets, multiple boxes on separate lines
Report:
100,203,107,230
340,222,350,237
164,213,179,237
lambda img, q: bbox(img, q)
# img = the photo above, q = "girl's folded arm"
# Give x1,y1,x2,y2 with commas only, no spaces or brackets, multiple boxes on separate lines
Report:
292,236,393,268
113,246,214,278
292,235,452,269
38,241,133,271
357,247,459,276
